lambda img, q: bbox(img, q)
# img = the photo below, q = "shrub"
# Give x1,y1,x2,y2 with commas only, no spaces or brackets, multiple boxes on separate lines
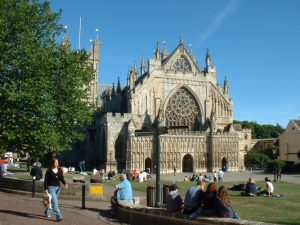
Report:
245,151,270,169
265,160,287,173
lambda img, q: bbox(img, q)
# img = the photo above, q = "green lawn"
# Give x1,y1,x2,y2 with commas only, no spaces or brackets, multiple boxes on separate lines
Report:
105,179,300,225
8,170,300,225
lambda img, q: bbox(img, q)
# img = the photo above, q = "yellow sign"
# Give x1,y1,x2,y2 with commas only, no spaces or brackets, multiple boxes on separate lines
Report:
89,184,103,195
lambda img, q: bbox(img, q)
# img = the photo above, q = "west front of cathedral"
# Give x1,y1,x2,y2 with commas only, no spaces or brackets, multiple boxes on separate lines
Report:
63,38,251,174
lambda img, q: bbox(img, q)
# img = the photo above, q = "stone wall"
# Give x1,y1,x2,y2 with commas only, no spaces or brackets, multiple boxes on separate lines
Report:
0,177,103,200
117,203,276,225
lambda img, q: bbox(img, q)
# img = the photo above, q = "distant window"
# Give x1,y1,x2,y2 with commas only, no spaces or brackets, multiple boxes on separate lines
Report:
244,134,248,139
172,56,192,72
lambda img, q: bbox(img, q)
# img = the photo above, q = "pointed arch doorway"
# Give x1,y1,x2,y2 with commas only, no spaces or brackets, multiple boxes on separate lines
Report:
221,157,228,171
145,157,151,173
182,154,193,172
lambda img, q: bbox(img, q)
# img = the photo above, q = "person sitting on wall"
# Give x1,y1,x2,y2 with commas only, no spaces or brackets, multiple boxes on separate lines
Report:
0,157,14,177
216,186,240,219
240,178,257,196
183,181,205,215
111,174,133,211
166,184,183,212
202,182,219,216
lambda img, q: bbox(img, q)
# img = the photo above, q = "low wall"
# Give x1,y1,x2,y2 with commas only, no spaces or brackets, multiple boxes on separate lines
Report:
0,177,103,200
117,202,277,225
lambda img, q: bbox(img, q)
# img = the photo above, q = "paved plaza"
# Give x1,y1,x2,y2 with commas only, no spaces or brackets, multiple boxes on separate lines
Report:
0,191,128,225
0,171,299,225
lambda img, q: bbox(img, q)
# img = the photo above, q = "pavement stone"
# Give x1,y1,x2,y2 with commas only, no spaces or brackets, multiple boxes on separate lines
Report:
0,192,128,225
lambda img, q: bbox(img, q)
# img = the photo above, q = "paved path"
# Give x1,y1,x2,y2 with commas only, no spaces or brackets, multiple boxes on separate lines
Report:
0,192,128,225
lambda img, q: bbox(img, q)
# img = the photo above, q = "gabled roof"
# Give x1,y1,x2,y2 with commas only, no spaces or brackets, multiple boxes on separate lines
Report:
291,119,300,131
161,43,201,73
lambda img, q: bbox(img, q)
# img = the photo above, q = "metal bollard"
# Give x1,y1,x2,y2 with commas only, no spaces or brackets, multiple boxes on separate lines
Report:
82,184,86,209
32,176,36,198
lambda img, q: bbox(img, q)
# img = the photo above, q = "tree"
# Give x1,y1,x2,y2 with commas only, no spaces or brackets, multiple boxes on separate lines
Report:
233,120,284,139
0,0,94,156
244,151,270,169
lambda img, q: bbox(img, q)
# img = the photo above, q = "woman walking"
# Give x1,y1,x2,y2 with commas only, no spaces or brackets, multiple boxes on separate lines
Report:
44,158,68,221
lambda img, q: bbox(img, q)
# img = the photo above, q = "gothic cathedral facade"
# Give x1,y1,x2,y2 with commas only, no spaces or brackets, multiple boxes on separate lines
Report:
69,39,251,174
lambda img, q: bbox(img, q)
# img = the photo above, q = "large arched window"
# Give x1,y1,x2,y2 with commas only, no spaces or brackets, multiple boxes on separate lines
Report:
165,88,201,130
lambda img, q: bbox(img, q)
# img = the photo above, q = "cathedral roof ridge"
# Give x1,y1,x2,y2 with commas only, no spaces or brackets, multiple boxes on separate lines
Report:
161,41,201,73
291,119,300,130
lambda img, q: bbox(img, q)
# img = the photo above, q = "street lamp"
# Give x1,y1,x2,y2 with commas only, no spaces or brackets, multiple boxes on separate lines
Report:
272,149,277,181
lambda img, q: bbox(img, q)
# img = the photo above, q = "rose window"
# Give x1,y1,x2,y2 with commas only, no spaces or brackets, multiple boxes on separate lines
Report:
165,88,200,130
172,56,192,72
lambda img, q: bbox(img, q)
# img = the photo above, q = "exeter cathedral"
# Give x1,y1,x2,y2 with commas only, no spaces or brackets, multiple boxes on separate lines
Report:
62,36,252,174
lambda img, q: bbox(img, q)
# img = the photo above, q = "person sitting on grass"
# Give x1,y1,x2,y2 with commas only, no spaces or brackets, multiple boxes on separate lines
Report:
216,186,240,219
264,177,274,197
190,174,197,182
166,184,183,212
241,178,257,196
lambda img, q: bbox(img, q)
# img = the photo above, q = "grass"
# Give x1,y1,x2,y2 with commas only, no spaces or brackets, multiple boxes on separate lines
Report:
9,167,92,181
105,178,300,225
7,170,300,225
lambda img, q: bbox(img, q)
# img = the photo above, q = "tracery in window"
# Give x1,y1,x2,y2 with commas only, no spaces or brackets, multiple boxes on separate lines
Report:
165,88,200,130
172,56,192,72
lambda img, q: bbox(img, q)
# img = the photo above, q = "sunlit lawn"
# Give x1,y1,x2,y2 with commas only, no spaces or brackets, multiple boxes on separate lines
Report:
9,169,300,225
104,179,300,225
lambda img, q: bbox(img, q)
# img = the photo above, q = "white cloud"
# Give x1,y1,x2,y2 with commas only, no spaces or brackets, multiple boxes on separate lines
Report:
199,0,240,44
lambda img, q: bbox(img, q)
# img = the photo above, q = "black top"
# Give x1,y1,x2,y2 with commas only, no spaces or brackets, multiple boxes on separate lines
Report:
44,168,66,190
202,191,218,210
30,166,43,180
245,183,257,195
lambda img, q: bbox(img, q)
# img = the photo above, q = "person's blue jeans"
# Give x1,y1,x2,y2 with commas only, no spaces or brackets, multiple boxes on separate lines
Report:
45,186,62,220
79,163,85,172
189,207,202,218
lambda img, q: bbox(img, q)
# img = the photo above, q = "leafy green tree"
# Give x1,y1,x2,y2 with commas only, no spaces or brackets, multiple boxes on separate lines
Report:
265,160,286,173
233,120,284,139
244,151,270,168
0,0,94,156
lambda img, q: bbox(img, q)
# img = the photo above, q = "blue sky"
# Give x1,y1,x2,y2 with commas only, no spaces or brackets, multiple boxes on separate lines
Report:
50,0,300,127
